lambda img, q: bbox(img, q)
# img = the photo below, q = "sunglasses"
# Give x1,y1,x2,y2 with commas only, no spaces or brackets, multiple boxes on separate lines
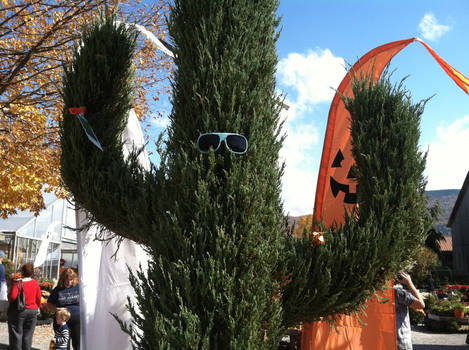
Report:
197,133,248,154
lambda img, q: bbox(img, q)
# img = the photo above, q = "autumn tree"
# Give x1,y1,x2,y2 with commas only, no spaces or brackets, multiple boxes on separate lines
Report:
293,214,313,237
409,246,438,288
0,0,172,218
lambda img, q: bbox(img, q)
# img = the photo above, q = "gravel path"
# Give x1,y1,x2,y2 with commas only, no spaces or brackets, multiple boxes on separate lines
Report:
0,321,467,349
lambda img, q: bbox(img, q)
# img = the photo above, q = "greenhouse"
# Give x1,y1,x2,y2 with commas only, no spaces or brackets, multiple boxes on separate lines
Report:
0,193,77,281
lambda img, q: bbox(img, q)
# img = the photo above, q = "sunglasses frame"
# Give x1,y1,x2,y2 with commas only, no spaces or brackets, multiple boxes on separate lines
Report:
197,132,248,154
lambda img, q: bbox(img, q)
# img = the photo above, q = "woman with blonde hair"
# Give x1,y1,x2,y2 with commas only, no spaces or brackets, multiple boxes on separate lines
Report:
47,268,80,350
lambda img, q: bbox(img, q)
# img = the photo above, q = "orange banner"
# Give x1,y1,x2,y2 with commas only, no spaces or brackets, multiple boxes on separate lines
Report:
313,38,414,227
302,289,396,350
314,37,469,227
304,38,469,350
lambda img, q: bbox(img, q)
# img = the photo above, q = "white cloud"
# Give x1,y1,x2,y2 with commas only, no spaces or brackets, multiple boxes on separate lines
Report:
425,116,469,190
280,121,318,168
418,13,451,41
282,166,317,216
280,108,318,216
277,48,346,215
278,48,346,107
151,114,170,129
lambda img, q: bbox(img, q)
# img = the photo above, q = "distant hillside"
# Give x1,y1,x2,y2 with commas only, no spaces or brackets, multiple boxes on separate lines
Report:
287,215,302,230
287,189,460,236
426,189,459,236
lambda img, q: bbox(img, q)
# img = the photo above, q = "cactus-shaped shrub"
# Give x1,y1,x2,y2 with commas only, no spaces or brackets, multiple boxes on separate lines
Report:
60,2,429,349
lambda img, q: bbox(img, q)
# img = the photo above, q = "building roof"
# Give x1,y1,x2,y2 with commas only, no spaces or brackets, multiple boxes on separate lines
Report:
448,170,469,227
0,192,60,232
0,216,31,231
440,236,452,252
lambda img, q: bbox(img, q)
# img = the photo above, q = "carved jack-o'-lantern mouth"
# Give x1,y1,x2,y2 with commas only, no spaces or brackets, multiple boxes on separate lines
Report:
329,149,358,204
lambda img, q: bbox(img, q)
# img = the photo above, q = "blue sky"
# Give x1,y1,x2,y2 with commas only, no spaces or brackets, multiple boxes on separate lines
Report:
275,0,469,215
147,1,469,216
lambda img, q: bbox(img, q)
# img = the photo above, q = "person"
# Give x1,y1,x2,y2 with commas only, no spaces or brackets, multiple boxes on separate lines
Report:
425,273,435,293
0,250,8,321
7,262,42,350
47,268,80,350
51,308,71,349
394,272,425,350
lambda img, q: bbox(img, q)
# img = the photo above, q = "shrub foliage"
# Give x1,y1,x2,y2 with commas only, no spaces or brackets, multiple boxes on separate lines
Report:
61,3,429,349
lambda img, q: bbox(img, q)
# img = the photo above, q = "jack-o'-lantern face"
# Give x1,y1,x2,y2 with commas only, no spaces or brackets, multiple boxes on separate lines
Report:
329,149,357,204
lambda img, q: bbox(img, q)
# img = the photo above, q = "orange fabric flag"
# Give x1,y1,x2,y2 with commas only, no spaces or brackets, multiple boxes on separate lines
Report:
302,289,396,350
415,38,469,94
304,38,469,350
314,37,469,227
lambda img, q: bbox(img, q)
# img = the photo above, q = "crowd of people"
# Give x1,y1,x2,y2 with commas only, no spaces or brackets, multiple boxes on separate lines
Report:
1,248,468,349
0,250,80,350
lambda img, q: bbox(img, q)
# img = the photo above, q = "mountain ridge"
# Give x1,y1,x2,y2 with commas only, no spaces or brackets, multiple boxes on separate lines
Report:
288,189,459,235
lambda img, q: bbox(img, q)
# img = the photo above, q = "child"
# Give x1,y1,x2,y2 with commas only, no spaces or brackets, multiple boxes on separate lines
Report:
50,308,71,349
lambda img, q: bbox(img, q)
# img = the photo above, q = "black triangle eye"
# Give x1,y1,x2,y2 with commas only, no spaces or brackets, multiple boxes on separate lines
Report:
347,165,357,179
332,149,344,168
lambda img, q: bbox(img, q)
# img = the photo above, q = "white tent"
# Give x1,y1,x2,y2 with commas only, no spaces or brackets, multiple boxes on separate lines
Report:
76,23,172,350
77,109,150,350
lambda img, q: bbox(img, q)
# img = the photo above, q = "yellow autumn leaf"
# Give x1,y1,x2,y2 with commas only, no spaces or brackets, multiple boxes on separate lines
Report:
1,0,173,218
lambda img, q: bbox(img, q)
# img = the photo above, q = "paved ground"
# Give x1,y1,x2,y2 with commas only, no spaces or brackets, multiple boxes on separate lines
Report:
0,321,53,350
0,321,467,349
412,326,468,350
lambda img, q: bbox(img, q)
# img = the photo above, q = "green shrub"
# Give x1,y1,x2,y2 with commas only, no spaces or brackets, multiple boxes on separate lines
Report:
424,294,438,309
428,299,468,316
60,7,431,349
409,247,438,288
424,318,461,333
447,321,461,332
409,308,425,326
451,301,467,312
2,258,16,277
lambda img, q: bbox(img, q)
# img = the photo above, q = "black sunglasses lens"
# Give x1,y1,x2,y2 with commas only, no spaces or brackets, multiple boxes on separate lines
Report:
198,134,220,152
226,135,247,153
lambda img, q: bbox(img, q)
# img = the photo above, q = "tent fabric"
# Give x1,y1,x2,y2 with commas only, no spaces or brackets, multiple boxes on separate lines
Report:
117,21,174,58
33,223,57,268
75,23,170,350
77,109,150,350
305,38,469,350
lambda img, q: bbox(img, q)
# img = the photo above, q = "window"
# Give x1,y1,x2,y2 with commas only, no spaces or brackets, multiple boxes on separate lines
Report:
62,203,77,241
35,206,53,239
0,233,14,259
61,251,78,268
14,237,61,280
15,237,39,271
18,220,36,238
50,201,64,242
41,243,60,280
